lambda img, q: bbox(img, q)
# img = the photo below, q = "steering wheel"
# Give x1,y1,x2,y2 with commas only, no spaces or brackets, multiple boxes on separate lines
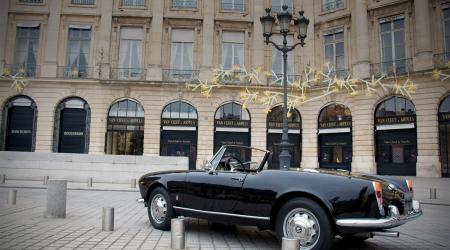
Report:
225,156,245,172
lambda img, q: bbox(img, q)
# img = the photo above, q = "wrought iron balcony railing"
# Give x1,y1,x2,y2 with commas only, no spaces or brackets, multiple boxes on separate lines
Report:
269,74,301,85
222,2,246,12
3,64,40,78
18,0,43,3
271,5,293,13
121,0,145,7
370,58,413,77
110,68,146,80
57,66,95,79
163,69,199,82
172,0,197,9
322,0,344,12
70,0,95,5
218,70,251,85
433,52,450,69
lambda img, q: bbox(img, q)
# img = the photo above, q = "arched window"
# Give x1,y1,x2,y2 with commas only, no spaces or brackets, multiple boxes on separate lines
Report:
214,102,250,121
266,105,302,169
1,95,37,151
160,101,198,170
318,103,352,171
53,97,90,153
214,102,251,160
106,99,144,155
439,95,450,177
375,96,417,176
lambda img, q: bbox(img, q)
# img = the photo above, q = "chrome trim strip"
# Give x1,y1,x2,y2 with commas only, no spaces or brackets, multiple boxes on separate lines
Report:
173,206,270,221
336,200,422,229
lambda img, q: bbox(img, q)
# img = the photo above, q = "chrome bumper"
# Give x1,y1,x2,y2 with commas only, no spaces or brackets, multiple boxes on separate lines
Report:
136,198,144,204
336,200,422,229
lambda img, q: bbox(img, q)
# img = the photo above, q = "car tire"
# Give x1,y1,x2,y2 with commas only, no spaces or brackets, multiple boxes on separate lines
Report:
147,187,173,230
276,198,333,250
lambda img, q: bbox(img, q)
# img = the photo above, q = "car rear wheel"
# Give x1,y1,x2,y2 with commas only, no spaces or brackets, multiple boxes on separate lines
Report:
148,187,173,230
276,198,333,250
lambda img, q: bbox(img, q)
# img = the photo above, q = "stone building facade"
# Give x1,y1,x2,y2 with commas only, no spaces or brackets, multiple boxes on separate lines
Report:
0,0,449,178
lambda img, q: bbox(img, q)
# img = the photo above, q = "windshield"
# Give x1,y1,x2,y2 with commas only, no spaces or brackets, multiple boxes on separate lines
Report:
209,146,269,172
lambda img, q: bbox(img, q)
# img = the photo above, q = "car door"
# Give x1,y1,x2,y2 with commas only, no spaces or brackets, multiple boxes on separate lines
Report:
183,169,247,213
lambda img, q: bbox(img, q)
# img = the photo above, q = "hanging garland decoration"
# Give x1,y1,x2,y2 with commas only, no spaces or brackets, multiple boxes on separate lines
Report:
0,67,30,93
186,63,424,113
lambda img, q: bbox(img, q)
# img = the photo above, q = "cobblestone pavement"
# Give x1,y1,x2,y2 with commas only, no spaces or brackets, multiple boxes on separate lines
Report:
0,188,449,250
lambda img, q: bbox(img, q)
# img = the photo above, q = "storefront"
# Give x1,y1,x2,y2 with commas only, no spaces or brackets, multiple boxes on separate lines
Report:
214,102,251,161
375,96,417,176
105,99,144,155
53,97,90,153
439,95,450,177
318,104,352,171
160,101,198,170
1,95,37,152
266,105,301,169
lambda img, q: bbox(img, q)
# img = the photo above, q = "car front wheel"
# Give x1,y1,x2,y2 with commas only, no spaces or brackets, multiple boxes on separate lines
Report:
276,198,333,250
148,187,173,230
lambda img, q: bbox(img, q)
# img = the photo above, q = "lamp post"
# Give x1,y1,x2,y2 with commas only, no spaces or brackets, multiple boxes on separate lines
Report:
260,5,309,170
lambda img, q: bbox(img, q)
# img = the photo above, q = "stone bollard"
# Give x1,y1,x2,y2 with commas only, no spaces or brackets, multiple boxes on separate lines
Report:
87,177,93,187
8,189,17,205
43,176,49,185
45,179,67,218
429,188,437,199
171,217,185,250
281,237,300,250
102,207,114,231
0,174,5,184
131,178,136,188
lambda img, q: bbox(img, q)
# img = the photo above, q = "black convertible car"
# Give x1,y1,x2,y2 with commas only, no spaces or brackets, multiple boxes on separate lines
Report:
137,146,422,250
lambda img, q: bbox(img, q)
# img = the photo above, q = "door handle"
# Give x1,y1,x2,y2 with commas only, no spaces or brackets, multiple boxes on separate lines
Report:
231,177,244,182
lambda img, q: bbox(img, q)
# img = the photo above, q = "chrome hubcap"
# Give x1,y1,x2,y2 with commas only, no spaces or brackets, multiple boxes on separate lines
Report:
150,194,167,224
283,208,320,250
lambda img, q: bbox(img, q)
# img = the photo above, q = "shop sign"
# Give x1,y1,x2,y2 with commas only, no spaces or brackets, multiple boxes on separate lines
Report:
267,121,301,129
108,117,144,125
215,119,250,128
219,140,245,145
161,118,197,127
376,115,415,125
167,139,192,144
324,142,348,146
383,139,411,144
10,129,31,134
319,120,352,129
439,113,450,122
63,131,84,136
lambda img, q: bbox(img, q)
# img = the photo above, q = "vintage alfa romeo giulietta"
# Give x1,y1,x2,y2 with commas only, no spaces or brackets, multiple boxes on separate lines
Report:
137,145,422,250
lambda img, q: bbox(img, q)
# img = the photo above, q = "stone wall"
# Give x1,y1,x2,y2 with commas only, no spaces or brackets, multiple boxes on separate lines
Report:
0,151,188,183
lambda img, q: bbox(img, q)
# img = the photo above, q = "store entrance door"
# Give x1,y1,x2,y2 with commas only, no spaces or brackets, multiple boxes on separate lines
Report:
375,129,417,176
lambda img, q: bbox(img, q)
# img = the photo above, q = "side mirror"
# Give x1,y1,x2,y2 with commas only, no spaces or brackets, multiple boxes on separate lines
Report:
203,162,212,171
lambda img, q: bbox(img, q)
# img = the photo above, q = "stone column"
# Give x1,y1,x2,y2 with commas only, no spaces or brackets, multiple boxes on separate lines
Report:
45,179,67,218
147,0,164,81
300,101,319,169
0,0,9,72
299,0,315,68
351,101,376,174
252,0,265,71
199,0,215,80
41,0,62,77
416,99,441,177
97,0,113,79
413,0,433,71
351,0,370,79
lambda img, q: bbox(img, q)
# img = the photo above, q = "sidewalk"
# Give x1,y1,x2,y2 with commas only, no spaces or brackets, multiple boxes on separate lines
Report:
1,176,449,205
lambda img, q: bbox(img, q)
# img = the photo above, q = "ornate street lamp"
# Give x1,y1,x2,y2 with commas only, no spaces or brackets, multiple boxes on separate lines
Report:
260,6,309,170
